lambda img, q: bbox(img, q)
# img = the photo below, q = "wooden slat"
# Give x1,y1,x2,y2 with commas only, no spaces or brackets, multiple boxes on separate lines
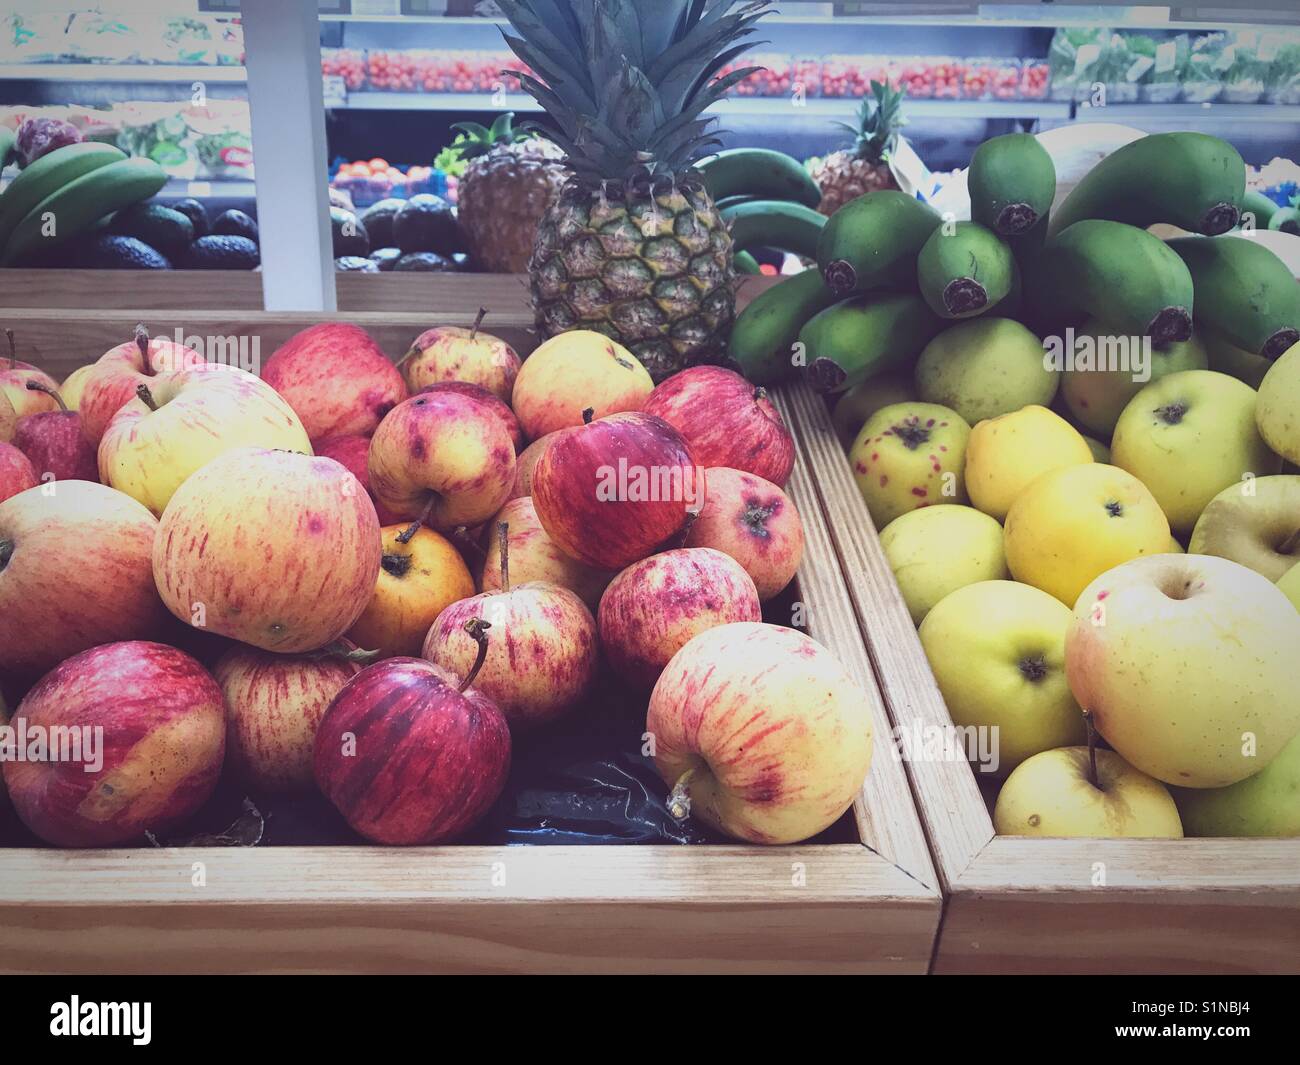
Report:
0,269,264,310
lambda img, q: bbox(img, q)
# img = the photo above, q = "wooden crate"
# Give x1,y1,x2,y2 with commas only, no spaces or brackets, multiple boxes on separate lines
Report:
0,309,939,974
781,384,1300,975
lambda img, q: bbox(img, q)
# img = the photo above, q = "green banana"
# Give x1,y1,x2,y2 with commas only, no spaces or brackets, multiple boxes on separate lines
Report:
1048,132,1245,237
715,195,759,212
968,133,1056,237
722,199,825,259
696,148,822,210
1240,189,1279,231
1168,236,1300,360
816,189,941,298
1028,219,1194,345
0,127,14,169
726,268,836,385
3,156,167,266
1268,206,1299,236
916,221,1014,319
799,291,944,394
733,249,761,275
0,141,127,252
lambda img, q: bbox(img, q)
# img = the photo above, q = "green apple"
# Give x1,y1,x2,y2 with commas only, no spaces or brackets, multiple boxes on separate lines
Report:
1066,553,1300,788
850,401,970,529
879,504,1008,625
1188,474,1300,580
914,317,1057,425
1256,341,1300,465
1280,560,1300,611
919,580,1086,775
1111,370,1282,536
1082,434,1110,463
1172,732,1300,838
831,369,915,450
1060,318,1208,438
994,746,1183,838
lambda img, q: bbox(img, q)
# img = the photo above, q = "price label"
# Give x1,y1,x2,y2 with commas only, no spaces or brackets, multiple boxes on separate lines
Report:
1074,43,1102,74
1155,41,1177,73
322,74,347,107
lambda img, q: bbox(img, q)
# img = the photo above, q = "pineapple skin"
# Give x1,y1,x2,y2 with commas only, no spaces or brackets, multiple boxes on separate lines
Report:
810,150,898,217
458,138,569,274
529,181,736,382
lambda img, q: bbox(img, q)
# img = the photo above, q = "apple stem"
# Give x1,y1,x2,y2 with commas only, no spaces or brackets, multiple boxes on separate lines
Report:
752,386,767,402
394,342,418,371
470,306,487,341
25,380,67,412
0,538,13,573
1082,710,1101,791
667,767,698,821
497,521,510,593
1278,527,1300,557
450,524,486,562
582,407,595,425
4,328,14,370
459,618,491,692
135,324,154,376
135,382,158,412
312,640,382,665
396,496,436,544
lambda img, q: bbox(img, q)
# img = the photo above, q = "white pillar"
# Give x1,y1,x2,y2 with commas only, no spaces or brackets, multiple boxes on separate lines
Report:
242,0,336,311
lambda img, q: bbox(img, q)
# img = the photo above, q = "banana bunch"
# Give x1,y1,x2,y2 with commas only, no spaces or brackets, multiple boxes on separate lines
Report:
0,143,168,266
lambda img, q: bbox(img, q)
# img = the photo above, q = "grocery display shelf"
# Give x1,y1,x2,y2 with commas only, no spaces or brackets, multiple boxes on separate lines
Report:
1073,101,1300,123
0,63,246,83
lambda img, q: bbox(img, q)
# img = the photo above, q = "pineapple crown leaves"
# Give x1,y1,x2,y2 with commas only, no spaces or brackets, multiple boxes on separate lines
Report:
449,112,546,161
832,79,907,164
495,0,772,185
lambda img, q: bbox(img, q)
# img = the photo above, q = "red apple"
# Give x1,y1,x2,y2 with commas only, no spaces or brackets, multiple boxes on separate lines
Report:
153,448,381,653
0,442,37,503
262,322,407,441
425,523,598,727
416,380,525,453
685,467,805,601
598,547,761,688
78,326,207,445
398,314,522,403
532,411,703,571
479,496,612,611
509,432,554,500
643,367,796,486
368,390,515,531
0,329,60,422
314,625,511,844
213,643,364,794
12,381,97,483
2,641,225,847
0,480,166,677
0,390,17,443
313,433,403,525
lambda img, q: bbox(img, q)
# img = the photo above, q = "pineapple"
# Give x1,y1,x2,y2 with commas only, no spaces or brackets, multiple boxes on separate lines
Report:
810,79,906,217
496,0,770,381
452,112,569,273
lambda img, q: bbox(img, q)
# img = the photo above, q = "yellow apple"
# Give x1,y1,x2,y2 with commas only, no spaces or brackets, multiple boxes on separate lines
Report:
398,319,523,404
0,390,14,443
1111,370,1282,536
1066,553,1300,788
1173,731,1300,838
994,747,1183,838
879,504,1008,625
1004,462,1169,606
1189,474,1300,580
1082,435,1110,463
58,364,95,411
850,401,970,529
1279,560,1300,610
964,404,1092,522
831,368,914,450
99,368,312,517
511,330,653,439
915,317,1058,425
1256,341,1300,465
919,580,1085,776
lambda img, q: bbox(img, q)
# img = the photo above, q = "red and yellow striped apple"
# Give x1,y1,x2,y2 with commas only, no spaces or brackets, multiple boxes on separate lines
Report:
399,316,522,403
12,382,96,483
0,443,36,503
78,327,207,444
313,433,402,525
416,379,525,452
511,331,653,439
508,432,553,500
0,330,60,422
479,496,612,611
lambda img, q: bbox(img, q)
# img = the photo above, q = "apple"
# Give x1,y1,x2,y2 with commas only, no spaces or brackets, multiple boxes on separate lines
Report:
880,504,1008,625
1188,475,1300,581
479,495,612,611
850,402,971,529
508,432,553,500
1280,560,1300,610
313,433,403,524
261,322,408,441
511,330,653,439
2,640,225,847
532,411,702,571
99,368,312,516
683,466,804,601
642,367,795,486
1111,370,1282,536
599,548,761,689
58,363,95,411
79,326,207,445
1004,463,1170,606
424,523,598,726
1256,340,1300,464
920,580,1085,774
12,381,97,483
0,329,60,422
213,643,363,794
964,404,1093,523
397,311,522,403
993,745,1183,838
831,368,915,451
0,443,37,503
0,390,16,443
1173,731,1300,837
153,448,381,653
368,390,515,533
416,380,525,453
315,630,511,844
646,622,874,844
1066,553,1300,788
346,524,475,659
0,480,166,677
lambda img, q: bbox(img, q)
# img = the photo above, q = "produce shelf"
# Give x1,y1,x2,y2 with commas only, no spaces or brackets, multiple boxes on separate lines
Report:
0,63,247,83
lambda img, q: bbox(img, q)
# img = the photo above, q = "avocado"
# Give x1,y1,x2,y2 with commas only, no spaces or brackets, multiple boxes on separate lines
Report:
394,194,461,254
180,235,260,270
169,198,209,238
359,198,404,249
212,209,259,243
369,247,402,272
331,206,370,257
335,255,378,272
109,203,195,260
394,251,456,272
76,235,172,270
